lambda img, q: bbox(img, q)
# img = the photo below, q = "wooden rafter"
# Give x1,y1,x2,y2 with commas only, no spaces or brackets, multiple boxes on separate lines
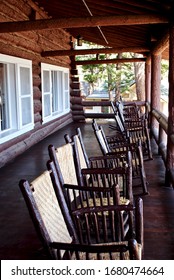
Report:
146,30,169,62
0,14,168,33
42,47,150,57
75,57,146,65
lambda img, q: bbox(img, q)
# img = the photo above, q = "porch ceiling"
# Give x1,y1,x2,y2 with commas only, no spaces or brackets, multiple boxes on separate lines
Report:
35,0,171,59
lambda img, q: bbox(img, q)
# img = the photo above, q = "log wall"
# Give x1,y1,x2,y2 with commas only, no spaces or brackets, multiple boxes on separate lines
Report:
0,0,73,167
70,56,85,122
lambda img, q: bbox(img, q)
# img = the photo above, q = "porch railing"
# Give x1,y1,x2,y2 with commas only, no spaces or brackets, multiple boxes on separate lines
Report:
150,108,174,187
151,108,168,165
82,100,147,119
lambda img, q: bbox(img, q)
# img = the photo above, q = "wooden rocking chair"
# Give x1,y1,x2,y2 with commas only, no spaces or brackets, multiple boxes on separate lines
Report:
92,119,149,195
48,142,133,205
110,101,153,160
19,170,142,260
47,160,144,259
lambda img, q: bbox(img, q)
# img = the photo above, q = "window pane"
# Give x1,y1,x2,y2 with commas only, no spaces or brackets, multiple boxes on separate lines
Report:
58,71,63,112
64,73,68,90
21,97,32,125
64,73,69,110
52,71,58,113
65,91,69,110
20,67,30,95
43,70,50,92
0,63,10,131
44,94,51,117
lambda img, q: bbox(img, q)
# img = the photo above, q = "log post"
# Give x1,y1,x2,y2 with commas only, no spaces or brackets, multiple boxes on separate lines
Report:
151,54,161,132
145,58,151,103
166,23,174,186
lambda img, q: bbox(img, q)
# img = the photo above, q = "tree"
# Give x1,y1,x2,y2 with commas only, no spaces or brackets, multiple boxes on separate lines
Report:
81,58,103,94
76,41,169,102
134,53,145,101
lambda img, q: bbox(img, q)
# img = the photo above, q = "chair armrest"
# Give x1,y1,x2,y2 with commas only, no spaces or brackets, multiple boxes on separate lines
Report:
81,167,127,175
88,152,128,162
63,183,118,193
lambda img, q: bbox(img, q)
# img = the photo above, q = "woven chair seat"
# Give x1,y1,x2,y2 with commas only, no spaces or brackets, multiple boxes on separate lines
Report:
69,242,142,260
80,196,129,208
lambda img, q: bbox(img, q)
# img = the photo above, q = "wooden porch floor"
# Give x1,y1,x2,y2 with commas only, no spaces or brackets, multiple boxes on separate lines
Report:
0,121,174,260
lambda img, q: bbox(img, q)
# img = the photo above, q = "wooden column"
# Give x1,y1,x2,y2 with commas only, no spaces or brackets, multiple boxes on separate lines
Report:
145,59,151,103
151,54,161,131
166,23,174,186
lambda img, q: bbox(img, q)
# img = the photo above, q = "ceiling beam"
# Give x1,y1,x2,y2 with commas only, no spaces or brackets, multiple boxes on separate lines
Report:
0,14,168,33
42,47,150,57
152,31,169,56
146,30,169,62
76,57,146,65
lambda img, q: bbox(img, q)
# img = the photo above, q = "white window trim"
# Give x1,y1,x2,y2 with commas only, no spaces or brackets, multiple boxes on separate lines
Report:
41,63,70,124
0,54,34,144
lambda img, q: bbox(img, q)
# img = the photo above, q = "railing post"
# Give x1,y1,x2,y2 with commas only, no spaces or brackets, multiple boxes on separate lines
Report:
151,54,161,133
158,125,167,162
145,59,151,103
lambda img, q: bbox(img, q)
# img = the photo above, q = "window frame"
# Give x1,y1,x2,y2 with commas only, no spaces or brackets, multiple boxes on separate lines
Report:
0,54,34,144
41,63,70,124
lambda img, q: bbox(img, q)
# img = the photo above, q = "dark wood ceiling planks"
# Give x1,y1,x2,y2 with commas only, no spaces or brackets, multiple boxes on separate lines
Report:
23,1,174,58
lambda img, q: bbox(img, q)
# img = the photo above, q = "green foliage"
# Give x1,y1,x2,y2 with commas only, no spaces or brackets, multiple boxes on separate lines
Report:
161,59,169,79
76,42,169,97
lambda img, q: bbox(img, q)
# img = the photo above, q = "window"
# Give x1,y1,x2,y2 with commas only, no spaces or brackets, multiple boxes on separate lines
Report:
41,63,70,123
0,54,33,144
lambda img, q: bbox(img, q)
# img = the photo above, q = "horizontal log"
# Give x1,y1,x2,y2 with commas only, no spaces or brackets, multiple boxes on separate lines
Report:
70,69,78,75
84,113,115,118
71,110,85,116
70,90,81,97
70,96,82,104
34,100,42,113
42,47,150,57
0,14,168,33
151,109,168,132
33,74,41,87
82,100,111,106
70,82,80,89
72,115,86,121
34,112,42,123
71,77,79,82
123,101,146,106
76,57,146,65
71,104,84,110
33,87,42,100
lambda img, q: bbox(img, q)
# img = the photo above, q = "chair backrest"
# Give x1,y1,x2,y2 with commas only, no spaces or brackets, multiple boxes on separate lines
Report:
92,120,127,156
92,120,110,155
111,101,126,133
76,127,90,167
64,128,133,205
19,170,78,259
68,137,134,205
48,143,79,186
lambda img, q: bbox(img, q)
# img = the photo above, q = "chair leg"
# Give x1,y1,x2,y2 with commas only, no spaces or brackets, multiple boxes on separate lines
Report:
137,144,149,195
145,120,153,160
